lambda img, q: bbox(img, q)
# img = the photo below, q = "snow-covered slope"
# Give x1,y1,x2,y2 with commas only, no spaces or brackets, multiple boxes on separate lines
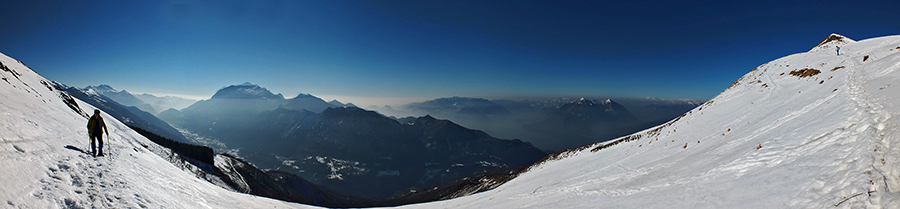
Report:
401,34,900,208
0,53,314,208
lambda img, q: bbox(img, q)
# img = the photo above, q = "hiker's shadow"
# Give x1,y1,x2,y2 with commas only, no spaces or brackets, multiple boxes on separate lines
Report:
64,145,88,155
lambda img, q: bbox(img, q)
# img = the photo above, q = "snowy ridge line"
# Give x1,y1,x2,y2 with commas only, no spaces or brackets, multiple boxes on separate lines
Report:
1,60,45,100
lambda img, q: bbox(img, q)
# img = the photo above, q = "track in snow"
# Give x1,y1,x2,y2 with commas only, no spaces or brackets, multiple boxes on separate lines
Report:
32,135,151,208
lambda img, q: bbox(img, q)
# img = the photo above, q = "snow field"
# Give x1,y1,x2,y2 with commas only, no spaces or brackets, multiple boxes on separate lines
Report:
399,35,900,208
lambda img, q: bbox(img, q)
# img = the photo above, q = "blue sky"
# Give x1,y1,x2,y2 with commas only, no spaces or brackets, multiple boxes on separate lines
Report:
1,0,898,106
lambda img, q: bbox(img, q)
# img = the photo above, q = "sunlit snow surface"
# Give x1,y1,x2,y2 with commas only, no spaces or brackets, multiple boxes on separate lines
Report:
0,53,316,208
2,34,899,209
399,35,900,208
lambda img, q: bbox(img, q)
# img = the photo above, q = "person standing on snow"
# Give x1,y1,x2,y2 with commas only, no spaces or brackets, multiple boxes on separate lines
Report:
836,46,841,55
87,109,109,157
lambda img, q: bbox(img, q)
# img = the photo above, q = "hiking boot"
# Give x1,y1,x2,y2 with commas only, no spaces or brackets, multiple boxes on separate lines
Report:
97,153,104,157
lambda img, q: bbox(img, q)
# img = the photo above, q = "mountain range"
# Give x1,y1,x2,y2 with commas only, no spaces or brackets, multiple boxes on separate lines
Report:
133,93,197,115
373,96,700,152
0,52,497,208
84,84,157,114
522,98,643,151
158,84,547,197
157,83,339,137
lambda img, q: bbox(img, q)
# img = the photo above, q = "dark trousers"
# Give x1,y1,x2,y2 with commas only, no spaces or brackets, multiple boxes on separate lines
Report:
91,134,104,155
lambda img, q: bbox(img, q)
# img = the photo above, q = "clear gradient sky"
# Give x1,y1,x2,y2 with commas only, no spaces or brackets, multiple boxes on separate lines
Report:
1,0,898,107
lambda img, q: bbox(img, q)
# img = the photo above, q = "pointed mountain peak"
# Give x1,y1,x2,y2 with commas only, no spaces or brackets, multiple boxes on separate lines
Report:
292,93,315,99
571,98,597,106
327,99,344,106
408,114,447,126
421,114,437,120
809,33,856,52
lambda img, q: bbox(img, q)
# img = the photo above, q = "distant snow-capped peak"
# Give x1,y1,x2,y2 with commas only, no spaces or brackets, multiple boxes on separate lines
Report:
85,84,117,93
570,98,612,106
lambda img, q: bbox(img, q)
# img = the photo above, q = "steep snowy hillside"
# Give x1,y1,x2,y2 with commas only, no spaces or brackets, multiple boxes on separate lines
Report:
0,53,313,208
403,34,900,208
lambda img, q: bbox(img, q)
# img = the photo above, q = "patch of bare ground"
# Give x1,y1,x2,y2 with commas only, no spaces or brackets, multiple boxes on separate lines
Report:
589,109,690,153
519,143,594,174
589,134,641,153
725,68,759,90
809,34,845,50
831,66,845,71
726,77,743,90
789,68,821,78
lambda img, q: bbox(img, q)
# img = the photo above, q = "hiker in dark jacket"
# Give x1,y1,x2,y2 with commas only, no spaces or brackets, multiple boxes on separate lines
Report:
87,109,109,157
